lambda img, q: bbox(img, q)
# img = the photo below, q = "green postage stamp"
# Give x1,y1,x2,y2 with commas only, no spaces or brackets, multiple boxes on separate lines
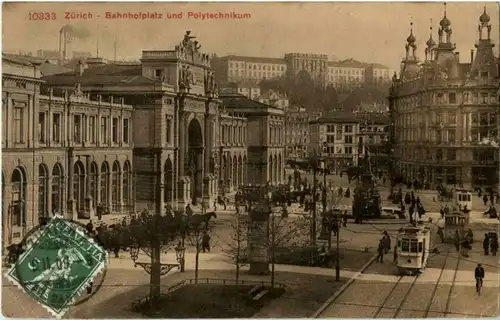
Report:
5,216,108,318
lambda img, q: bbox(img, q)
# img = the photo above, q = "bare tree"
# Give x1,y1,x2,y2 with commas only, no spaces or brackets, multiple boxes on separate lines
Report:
221,212,248,283
183,220,214,284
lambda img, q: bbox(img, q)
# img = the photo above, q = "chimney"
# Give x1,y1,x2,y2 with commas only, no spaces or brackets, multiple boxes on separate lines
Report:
455,52,460,62
471,50,474,64
58,29,63,66
76,60,85,76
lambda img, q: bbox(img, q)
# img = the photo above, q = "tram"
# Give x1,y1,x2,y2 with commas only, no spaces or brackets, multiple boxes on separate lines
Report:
455,188,473,211
396,222,431,275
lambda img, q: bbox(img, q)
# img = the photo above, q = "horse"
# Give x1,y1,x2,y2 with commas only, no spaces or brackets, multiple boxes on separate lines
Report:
190,212,217,230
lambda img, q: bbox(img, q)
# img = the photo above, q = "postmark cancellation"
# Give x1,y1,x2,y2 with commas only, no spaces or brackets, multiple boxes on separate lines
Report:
5,216,108,318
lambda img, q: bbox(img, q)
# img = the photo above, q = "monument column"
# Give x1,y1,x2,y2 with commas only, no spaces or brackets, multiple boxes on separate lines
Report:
248,201,271,275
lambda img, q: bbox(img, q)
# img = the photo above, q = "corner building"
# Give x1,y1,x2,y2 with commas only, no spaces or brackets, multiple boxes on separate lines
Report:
391,8,499,188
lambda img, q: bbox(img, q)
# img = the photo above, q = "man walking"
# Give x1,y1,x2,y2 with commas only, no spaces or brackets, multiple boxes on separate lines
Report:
376,239,385,263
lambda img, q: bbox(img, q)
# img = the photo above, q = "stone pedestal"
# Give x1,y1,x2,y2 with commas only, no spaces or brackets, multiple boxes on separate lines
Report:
67,198,77,220
84,197,94,219
248,204,271,275
177,177,191,207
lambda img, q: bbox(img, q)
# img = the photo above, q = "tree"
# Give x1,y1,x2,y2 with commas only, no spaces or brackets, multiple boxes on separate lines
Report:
221,212,248,284
222,207,311,286
182,218,214,284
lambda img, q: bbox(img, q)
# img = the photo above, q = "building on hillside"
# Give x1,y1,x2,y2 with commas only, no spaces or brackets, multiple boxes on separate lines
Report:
2,55,133,247
257,89,289,109
390,8,499,189
220,93,286,185
214,54,392,87
219,81,261,99
327,59,392,90
284,53,328,84
284,105,310,159
212,55,287,83
309,112,362,171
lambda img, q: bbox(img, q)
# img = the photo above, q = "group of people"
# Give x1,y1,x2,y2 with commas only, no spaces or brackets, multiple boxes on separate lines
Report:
483,233,498,256
376,231,392,263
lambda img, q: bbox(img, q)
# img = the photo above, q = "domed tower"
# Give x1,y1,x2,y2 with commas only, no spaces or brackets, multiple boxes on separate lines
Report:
400,22,420,80
425,20,437,61
434,3,459,79
470,6,498,78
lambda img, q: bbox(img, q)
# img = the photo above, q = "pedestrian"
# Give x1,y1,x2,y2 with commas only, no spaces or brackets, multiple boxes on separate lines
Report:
383,231,391,254
440,207,445,219
437,227,445,243
393,244,398,263
376,239,385,263
490,235,498,256
483,233,490,255
185,204,193,217
202,231,211,253
454,230,460,251
86,220,94,235
483,194,488,206
461,238,470,258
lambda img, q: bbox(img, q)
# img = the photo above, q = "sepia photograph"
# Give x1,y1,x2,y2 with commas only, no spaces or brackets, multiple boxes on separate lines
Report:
1,1,499,318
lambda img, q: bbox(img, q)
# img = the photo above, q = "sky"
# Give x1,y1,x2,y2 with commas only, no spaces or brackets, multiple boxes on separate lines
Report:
3,2,499,71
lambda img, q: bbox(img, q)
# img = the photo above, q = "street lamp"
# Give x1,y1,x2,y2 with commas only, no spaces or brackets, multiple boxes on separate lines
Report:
175,241,186,267
128,240,182,276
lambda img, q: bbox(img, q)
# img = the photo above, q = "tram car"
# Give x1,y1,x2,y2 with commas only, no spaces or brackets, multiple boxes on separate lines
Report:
396,222,431,275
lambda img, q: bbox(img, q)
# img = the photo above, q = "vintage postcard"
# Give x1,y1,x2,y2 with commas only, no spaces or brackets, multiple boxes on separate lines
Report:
2,1,499,318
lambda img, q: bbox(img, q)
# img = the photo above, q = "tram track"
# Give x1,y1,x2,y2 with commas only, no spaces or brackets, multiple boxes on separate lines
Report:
372,273,417,318
422,245,455,317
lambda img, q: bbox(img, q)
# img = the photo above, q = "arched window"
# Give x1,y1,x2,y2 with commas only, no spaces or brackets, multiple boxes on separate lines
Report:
123,161,131,209
112,161,120,212
164,159,173,203
74,161,85,214
90,162,98,209
51,163,63,214
11,167,27,227
100,162,110,209
38,164,49,217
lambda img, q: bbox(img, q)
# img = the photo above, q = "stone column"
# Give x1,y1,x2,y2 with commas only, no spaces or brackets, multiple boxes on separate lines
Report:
67,150,76,220
118,170,124,214
177,112,188,205
107,172,112,214
248,203,270,275
203,114,212,203
84,156,94,219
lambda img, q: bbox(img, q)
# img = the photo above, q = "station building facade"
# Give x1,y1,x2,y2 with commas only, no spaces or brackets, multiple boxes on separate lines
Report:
2,32,286,246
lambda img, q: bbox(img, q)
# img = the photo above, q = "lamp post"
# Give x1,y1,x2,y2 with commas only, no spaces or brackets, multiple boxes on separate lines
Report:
127,148,187,307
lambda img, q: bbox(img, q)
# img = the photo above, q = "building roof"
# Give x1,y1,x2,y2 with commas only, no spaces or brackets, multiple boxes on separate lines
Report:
3,53,77,76
310,111,362,124
220,92,284,112
258,89,287,100
328,59,389,69
218,55,286,65
41,64,157,87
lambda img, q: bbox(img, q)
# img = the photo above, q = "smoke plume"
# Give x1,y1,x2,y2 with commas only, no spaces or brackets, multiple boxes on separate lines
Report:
60,24,91,40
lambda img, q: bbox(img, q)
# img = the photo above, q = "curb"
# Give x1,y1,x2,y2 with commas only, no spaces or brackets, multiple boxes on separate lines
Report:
311,254,377,318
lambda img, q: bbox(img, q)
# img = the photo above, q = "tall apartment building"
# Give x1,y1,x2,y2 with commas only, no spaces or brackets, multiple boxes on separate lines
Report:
390,8,499,188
